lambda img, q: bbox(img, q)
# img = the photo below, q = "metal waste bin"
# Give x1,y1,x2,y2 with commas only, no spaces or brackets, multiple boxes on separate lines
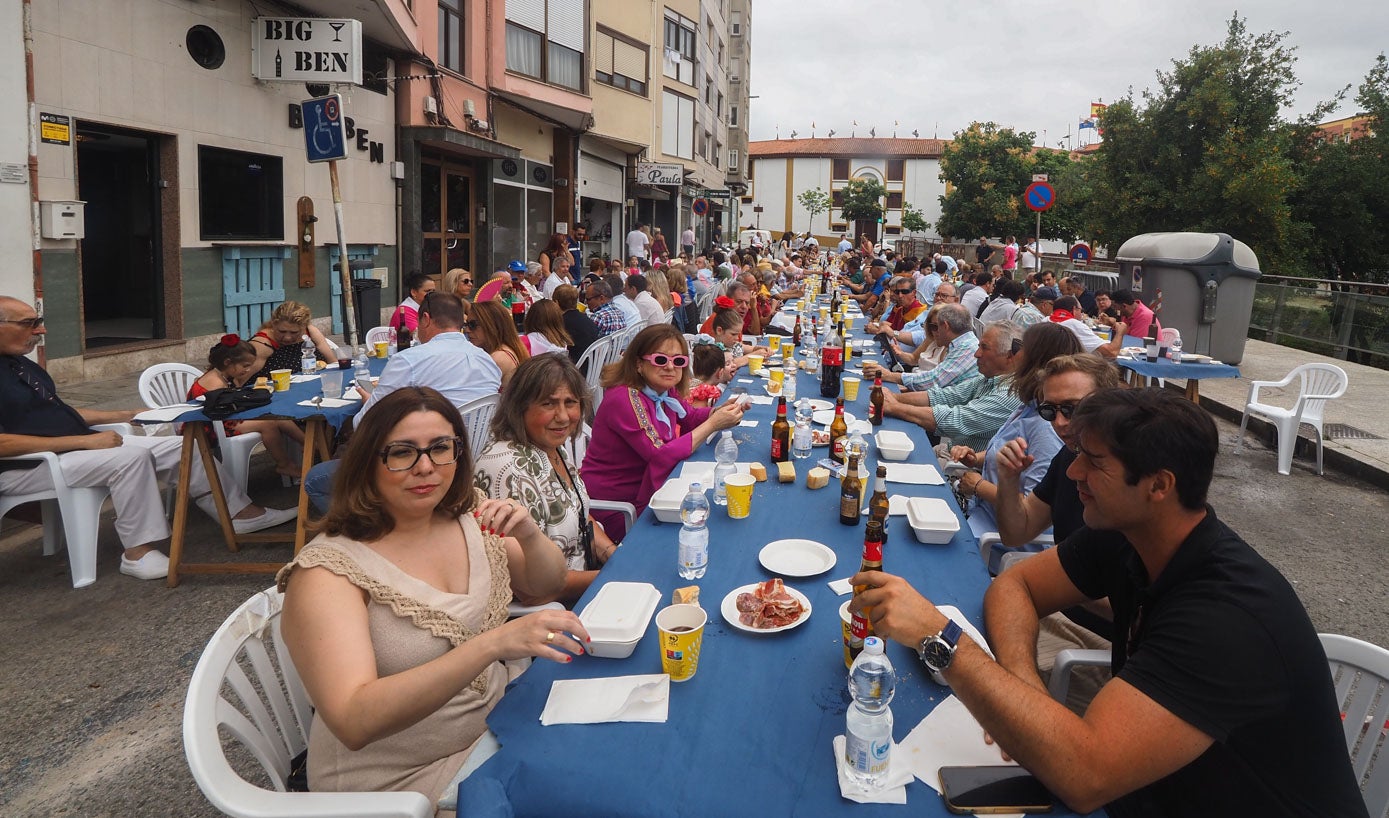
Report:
339,265,381,346
1113,232,1260,365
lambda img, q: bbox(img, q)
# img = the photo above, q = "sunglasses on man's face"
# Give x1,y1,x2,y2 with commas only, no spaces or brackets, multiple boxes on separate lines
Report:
641,353,690,369
1,315,45,330
894,288,915,295
1037,402,1079,421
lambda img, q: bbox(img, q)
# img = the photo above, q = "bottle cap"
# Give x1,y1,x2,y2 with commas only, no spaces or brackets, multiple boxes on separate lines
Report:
863,636,884,654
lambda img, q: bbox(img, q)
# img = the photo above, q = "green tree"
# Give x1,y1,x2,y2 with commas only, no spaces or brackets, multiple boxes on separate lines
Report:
901,203,929,234
839,177,887,225
1084,15,1305,271
795,187,832,234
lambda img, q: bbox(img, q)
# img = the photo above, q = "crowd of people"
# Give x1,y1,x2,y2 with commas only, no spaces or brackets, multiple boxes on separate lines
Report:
0,228,1367,818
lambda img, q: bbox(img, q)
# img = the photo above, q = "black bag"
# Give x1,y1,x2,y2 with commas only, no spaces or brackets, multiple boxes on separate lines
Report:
200,386,272,420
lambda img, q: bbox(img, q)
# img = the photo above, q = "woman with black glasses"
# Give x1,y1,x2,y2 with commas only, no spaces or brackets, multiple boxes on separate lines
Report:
278,386,583,804
580,325,745,539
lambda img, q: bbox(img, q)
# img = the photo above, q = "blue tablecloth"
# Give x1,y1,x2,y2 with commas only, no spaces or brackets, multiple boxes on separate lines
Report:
167,359,386,429
1115,355,1241,382
462,337,1085,817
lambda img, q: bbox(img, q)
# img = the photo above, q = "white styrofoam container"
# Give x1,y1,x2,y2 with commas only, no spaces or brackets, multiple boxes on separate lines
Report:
875,429,915,461
578,581,661,658
906,497,960,544
649,478,704,523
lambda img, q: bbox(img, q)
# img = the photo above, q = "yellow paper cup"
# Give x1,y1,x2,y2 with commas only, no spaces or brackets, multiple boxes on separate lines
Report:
270,369,291,392
842,376,862,401
373,341,389,358
819,306,829,324
767,336,782,358
656,604,707,682
843,315,855,332
769,369,785,386
724,473,756,519
747,354,764,374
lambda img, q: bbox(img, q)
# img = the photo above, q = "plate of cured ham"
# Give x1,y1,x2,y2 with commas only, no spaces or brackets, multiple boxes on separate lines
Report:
721,578,812,633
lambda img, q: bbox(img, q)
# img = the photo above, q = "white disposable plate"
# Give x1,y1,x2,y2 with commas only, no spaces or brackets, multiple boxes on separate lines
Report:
805,398,833,413
720,583,813,634
813,409,856,426
759,539,837,577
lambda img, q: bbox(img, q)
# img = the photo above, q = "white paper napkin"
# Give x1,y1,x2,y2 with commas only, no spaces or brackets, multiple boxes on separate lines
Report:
746,395,775,405
828,577,854,595
134,404,201,423
739,419,760,427
884,463,945,485
897,696,1018,814
297,397,355,408
833,735,914,804
289,374,320,383
540,674,670,726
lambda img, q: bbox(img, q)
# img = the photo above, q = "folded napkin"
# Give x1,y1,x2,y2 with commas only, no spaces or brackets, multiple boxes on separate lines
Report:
897,696,1019,815
134,404,201,423
861,494,911,516
745,395,775,405
297,397,356,408
540,674,669,726
884,463,945,485
828,576,853,595
289,374,320,383
833,735,914,804
738,419,760,427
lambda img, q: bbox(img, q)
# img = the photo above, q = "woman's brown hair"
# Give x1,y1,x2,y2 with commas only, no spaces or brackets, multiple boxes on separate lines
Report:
317,387,476,542
540,233,569,264
523,299,573,347
468,299,530,364
600,324,690,392
490,354,592,445
265,300,311,329
1012,322,1084,404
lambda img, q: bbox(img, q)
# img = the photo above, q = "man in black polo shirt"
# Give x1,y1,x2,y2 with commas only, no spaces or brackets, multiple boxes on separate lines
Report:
853,388,1366,816
0,296,294,581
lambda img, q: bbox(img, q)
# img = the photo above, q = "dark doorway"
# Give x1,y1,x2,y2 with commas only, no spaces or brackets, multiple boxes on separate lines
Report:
76,124,163,348
854,219,879,247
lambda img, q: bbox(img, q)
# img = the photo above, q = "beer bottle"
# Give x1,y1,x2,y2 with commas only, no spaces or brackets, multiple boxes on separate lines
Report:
848,519,885,659
867,465,890,544
792,314,802,346
868,375,884,425
829,397,849,465
770,396,791,463
840,452,863,525
820,320,843,397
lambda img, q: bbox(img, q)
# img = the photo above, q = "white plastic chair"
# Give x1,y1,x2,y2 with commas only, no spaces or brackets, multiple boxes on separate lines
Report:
1158,327,1181,347
1235,363,1349,475
976,531,1054,576
0,422,129,588
364,326,394,349
575,334,621,414
184,587,432,818
458,393,500,455
139,363,266,495
1321,633,1389,816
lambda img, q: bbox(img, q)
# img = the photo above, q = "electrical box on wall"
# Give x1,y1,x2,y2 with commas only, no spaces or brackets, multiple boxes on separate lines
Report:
40,200,86,239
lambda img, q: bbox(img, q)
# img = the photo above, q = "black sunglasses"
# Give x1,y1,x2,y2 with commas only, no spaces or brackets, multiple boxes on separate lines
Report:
893,288,915,295
1,315,44,329
1037,402,1079,421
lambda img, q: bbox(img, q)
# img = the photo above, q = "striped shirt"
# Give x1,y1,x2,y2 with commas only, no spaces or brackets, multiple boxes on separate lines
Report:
928,375,1022,452
902,331,979,392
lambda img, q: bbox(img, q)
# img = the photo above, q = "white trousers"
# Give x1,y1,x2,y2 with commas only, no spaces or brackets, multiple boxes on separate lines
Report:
0,434,251,551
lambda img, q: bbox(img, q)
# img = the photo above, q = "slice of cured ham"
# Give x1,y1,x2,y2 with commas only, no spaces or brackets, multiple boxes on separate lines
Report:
735,578,806,629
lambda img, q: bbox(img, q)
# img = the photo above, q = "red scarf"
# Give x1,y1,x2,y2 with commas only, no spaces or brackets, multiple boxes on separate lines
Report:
1050,308,1076,323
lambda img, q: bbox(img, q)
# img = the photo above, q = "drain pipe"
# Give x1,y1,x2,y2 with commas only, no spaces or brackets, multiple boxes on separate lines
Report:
22,0,44,365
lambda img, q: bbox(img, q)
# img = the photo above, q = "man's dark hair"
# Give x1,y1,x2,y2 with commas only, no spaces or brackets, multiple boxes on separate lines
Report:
587,280,613,299
1053,295,1081,313
602,274,625,297
1070,387,1218,511
627,274,649,293
713,251,726,265
418,291,464,329
974,270,993,286
405,271,432,293
1111,289,1137,306
935,260,949,275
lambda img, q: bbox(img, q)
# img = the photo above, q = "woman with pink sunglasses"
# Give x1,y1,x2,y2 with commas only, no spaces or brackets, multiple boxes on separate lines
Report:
579,324,745,539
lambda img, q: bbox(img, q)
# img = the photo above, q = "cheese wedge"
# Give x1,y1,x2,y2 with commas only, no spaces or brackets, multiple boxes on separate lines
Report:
672,586,700,605
776,460,796,483
748,462,767,481
806,466,830,489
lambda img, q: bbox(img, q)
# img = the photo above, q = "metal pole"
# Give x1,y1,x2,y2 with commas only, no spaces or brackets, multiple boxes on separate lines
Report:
329,159,358,347
1035,210,1042,276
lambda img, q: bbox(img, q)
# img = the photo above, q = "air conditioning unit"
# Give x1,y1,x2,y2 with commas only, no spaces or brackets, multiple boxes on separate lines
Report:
423,96,438,115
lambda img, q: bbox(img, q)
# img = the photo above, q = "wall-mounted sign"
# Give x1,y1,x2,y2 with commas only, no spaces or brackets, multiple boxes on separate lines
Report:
637,162,683,186
252,17,363,84
40,113,70,145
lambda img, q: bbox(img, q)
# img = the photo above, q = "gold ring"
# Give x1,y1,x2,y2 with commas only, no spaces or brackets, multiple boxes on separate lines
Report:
544,631,556,644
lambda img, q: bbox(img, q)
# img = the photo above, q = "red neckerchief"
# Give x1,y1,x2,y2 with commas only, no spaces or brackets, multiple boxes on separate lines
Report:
1050,308,1076,323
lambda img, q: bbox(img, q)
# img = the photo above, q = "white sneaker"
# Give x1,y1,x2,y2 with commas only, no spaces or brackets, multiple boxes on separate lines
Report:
232,507,298,534
120,550,170,580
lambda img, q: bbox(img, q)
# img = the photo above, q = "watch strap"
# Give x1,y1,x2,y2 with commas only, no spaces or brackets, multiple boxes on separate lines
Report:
940,619,962,648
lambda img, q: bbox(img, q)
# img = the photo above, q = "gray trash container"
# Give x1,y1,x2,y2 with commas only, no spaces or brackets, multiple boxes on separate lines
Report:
1113,232,1260,365
337,263,381,347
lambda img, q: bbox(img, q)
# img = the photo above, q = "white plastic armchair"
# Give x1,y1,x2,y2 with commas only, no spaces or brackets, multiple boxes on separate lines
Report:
364,326,395,349
976,531,1054,576
139,362,265,494
458,393,500,455
184,587,432,818
575,334,620,413
0,422,130,588
1158,327,1181,347
1235,363,1348,475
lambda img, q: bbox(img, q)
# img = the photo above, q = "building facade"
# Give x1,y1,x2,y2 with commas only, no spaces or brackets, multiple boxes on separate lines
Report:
744,137,947,247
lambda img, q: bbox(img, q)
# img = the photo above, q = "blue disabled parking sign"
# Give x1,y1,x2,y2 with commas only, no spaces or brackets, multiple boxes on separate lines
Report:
301,94,347,163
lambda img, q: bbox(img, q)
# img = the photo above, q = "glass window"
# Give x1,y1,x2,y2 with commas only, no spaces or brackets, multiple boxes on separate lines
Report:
505,0,586,90
663,12,696,85
832,158,851,180
506,23,543,77
438,0,463,73
662,90,695,160
492,184,525,272
730,105,739,127
198,146,283,240
548,42,582,90
527,188,553,262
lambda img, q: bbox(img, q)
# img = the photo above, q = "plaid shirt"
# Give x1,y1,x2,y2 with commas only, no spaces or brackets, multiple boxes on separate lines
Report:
929,375,1022,451
902,331,979,392
591,302,628,336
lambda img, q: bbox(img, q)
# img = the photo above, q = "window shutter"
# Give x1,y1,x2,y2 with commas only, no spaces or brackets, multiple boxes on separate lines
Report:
593,30,614,74
547,0,585,52
613,39,646,80
506,0,544,32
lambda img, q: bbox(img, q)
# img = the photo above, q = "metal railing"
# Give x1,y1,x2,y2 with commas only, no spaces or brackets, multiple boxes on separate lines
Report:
1249,276,1389,370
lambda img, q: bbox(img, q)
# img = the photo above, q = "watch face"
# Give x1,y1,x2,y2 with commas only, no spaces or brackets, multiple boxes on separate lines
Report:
922,639,952,670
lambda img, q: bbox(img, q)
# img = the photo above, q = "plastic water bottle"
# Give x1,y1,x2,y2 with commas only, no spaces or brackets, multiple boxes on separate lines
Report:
677,482,710,579
300,336,316,374
792,414,812,460
845,636,896,787
712,430,738,506
353,346,371,384
1169,335,1183,361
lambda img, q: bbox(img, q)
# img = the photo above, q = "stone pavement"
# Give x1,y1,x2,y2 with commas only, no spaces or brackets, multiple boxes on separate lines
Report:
1,338,1387,816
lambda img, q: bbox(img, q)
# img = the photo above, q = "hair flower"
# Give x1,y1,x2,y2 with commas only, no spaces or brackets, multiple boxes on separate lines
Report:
220,333,241,347
714,295,737,310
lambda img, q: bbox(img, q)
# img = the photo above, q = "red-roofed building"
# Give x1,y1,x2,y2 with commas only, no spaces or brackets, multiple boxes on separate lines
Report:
745,137,949,246
1315,114,1374,144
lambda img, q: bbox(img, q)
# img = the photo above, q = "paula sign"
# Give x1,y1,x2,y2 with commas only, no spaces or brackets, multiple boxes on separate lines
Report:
637,162,684,186
253,18,363,85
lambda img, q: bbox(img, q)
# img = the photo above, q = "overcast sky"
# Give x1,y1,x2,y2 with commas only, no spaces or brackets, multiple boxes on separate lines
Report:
748,0,1388,150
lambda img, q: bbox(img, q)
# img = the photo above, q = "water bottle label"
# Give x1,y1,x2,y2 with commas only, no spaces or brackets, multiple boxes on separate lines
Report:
844,732,890,777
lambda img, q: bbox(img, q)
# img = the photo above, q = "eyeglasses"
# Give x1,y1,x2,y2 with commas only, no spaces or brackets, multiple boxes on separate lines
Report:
1,315,44,330
464,321,480,331
936,292,958,300
893,288,915,295
641,352,690,369
459,278,473,285
379,437,464,471
1037,402,1080,421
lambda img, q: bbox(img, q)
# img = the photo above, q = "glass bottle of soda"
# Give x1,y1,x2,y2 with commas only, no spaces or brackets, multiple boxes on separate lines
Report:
820,321,843,397
770,396,790,463
849,519,885,660
868,375,884,425
829,397,849,465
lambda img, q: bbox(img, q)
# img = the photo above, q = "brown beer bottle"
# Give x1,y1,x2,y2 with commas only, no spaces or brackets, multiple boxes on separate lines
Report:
867,465,890,544
839,452,863,525
770,396,790,463
829,397,849,465
792,314,802,346
849,519,885,659
868,375,884,425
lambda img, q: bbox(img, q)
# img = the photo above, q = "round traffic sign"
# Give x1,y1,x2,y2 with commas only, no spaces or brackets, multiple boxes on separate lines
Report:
323,97,340,122
692,198,709,216
1069,243,1092,262
1024,181,1055,212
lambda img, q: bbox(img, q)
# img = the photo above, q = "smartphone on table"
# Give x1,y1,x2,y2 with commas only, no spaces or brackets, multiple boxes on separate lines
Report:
939,765,1056,814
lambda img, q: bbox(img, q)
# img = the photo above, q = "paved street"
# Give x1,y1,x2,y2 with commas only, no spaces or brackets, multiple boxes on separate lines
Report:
1,353,1387,816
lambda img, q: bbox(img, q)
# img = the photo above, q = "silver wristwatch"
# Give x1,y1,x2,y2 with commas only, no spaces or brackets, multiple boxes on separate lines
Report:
917,620,963,674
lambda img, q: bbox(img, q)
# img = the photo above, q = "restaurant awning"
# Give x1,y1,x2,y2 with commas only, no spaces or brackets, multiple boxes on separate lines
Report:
400,125,521,160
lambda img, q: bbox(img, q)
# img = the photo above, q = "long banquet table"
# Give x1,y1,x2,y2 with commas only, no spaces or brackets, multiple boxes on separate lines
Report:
460,317,1087,817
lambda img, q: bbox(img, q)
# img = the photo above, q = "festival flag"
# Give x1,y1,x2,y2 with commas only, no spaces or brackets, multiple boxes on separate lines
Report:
1090,102,1107,119
1078,119,1096,130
